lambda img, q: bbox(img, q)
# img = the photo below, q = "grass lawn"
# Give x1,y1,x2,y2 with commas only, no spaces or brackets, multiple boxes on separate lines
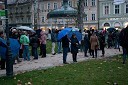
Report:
0,55,128,85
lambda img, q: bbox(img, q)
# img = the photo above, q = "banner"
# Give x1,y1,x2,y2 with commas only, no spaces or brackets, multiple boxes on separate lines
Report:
114,0,125,5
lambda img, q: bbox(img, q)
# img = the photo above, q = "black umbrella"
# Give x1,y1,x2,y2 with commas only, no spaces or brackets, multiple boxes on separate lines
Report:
107,28,116,32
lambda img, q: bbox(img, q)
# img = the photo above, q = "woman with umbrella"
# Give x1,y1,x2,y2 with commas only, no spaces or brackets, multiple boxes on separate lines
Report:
70,34,79,62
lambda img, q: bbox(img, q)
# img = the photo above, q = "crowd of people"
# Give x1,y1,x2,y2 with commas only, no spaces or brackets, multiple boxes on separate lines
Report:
0,25,128,69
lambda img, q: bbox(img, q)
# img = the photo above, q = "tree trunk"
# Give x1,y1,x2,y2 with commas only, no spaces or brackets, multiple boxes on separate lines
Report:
77,0,84,32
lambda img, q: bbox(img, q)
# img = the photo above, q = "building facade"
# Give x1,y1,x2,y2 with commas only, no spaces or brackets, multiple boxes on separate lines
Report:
8,0,33,27
99,0,128,30
7,0,99,30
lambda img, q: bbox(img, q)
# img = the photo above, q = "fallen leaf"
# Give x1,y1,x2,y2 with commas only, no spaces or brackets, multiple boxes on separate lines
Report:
28,82,31,85
14,77,16,80
106,81,111,84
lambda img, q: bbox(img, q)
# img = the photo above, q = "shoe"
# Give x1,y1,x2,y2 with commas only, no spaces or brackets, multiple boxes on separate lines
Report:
85,55,88,57
63,62,69,64
52,53,56,55
33,58,38,60
73,61,77,62
123,62,125,64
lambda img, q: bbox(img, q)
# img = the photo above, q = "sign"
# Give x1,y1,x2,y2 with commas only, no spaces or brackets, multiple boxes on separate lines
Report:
114,0,125,5
0,10,5,16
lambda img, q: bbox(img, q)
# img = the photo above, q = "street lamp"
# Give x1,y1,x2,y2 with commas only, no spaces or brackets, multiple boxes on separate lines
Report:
4,0,13,76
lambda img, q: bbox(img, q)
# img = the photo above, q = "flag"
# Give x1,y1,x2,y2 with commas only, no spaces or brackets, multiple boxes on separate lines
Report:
114,0,125,5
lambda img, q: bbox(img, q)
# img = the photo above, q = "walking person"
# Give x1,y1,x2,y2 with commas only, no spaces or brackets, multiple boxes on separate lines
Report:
84,33,90,57
40,30,47,58
90,32,99,58
119,25,128,64
62,35,70,64
20,31,30,61
70,34,79,62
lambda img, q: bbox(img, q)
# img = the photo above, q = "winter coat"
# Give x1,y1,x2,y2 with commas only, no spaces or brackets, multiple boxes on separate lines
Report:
51,32,57,42
62,35,70,48
99,34,105,49
70,37,79,53
90,35,99,50
119,27,128,50
84,35,89,48
30,34,39,48
40,31,47,44
20,34,30,45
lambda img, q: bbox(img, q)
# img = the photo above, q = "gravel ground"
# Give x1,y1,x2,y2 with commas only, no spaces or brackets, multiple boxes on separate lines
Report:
0,48,122,77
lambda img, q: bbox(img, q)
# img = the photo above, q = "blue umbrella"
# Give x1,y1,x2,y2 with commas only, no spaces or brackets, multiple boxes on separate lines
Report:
0,38,20,59
68,31,82,41
57,28,72,40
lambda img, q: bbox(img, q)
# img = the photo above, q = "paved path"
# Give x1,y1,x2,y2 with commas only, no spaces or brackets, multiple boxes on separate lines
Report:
0,48,122,77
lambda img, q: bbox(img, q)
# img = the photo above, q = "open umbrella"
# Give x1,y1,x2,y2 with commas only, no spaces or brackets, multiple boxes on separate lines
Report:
68,31,82,41
57,28,72,40
107,27,116,32
16,26,35,32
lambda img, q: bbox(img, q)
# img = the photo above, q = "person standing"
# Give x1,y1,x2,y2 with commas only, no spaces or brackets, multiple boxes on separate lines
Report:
0,31,7,69
40,30,47,58
99,32,105,57
90,32,99,58
62,35,70,64
10,29,21,63
70,34,79,62
84,33,90,57
51,29,57,55
30,33,39,59
119,25,128,64
20,31,30,61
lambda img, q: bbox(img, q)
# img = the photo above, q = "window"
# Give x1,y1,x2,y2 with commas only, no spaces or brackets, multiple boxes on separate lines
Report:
84,0,88,6
115,5,120,14
126,4,128,13
84,14,88,21
104,5,109,14
92,0,95,6
54,3,58,9
42,17,45,22
47,3,50,9
69,1,72,7
92,14,95,20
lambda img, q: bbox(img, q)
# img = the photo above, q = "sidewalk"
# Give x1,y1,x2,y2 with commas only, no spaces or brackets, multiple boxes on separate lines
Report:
0,48,122,77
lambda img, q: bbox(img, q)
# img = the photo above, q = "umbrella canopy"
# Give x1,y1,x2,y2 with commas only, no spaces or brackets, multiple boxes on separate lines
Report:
107,27,116,32
57,28,72,40
16,26,35,32
68,31,82,41
57,27,82,41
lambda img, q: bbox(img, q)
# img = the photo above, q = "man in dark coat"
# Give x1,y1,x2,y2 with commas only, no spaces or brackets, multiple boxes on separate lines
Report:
0,31,7,69
70,34,79,62
99,32,105,57
84,33,90,57
119,25,128,64
62,35,70,64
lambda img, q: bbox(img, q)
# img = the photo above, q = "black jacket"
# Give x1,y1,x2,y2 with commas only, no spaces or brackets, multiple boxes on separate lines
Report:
62,35,70,48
